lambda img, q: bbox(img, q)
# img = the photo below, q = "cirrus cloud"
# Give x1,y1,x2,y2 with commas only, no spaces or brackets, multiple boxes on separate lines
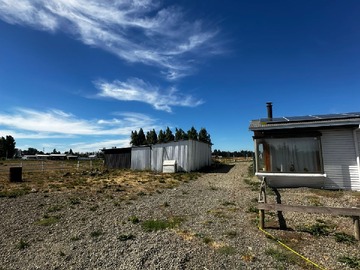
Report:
0,107,160,138
95,77,204,113
0,0,220,80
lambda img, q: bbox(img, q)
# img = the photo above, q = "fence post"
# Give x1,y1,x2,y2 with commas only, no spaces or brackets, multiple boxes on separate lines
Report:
90,160,92,169
42,161,44,172
259,209,265,229
77,160,80,171
354,216,360,241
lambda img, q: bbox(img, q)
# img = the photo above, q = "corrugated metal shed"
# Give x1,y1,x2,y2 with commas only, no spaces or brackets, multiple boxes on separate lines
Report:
104,140,211,172
131,146,151,170
151,140,211,172
103,147,131,169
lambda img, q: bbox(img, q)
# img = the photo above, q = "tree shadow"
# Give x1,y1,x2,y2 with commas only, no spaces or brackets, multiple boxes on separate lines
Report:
200,163,235,174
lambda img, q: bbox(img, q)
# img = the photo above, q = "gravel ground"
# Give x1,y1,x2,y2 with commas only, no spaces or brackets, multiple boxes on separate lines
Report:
1,162,360,269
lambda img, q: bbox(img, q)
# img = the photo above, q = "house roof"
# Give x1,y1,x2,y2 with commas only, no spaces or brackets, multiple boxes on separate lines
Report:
249,112,360,131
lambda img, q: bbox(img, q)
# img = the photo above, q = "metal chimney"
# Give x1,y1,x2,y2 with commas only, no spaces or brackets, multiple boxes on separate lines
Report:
266,102,273,121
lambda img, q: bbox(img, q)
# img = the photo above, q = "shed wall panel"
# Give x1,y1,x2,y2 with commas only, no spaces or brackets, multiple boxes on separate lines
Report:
131,147,151,170
321,129,359,190
104,153,131,169
150,140,211,172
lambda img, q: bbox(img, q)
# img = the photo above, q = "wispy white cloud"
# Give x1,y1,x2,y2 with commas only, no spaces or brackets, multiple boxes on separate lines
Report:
0,0,220,79
0,108,159,138
95,78,203,112
69,139,130,153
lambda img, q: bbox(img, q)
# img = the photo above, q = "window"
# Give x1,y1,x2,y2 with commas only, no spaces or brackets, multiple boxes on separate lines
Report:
256,137,322,173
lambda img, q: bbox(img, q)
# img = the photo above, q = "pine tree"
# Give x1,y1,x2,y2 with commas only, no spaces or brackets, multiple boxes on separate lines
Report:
199,128,211,144
158,130,165,143
175,128,188,141
187,126,198,140
146,129,158,145
164,127,175,142
138,128,147,145
0,137,5,158
130,130,139,146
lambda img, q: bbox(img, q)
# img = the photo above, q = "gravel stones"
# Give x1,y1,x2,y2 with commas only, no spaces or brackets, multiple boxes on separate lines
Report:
1,162,359,269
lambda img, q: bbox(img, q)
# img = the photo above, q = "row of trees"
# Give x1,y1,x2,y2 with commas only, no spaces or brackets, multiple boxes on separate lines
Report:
0,135,16,159
212,149,254,158
130,127,212,146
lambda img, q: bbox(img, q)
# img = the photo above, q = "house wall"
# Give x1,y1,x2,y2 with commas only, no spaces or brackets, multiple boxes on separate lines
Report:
321,128,360,190
131,146,151,170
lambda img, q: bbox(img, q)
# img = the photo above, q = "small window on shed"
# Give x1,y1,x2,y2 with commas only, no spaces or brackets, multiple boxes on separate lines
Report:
256,137,323,173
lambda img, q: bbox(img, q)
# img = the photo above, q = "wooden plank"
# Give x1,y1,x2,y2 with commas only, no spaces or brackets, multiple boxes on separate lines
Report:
258,203,360,216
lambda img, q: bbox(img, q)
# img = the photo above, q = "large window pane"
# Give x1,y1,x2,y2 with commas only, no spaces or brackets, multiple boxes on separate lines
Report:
257,137,322,173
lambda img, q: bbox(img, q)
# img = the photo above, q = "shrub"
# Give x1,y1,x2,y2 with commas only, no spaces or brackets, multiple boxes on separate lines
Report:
35,215,60,226
297,221,334,236
118,234,136,241
218,245,236,255
90,230,103,238
338,256,360,268
334,232,356,244
16,239,30,250
142,216,184,232
69,197,81,205
128,216,140,224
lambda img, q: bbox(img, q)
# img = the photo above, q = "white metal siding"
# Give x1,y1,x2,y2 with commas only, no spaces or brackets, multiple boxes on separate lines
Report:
131,147,151,170
321,129,360,190
150,140,211,172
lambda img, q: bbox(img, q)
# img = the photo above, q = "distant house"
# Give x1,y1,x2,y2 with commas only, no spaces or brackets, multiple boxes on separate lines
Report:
36,154,50,160
66,154,78,160
22,155,38,160
249,103,360,190
49,154,67,160
102,140,212,172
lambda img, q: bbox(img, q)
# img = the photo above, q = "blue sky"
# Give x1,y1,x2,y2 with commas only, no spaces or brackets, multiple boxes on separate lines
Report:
1,1,360,153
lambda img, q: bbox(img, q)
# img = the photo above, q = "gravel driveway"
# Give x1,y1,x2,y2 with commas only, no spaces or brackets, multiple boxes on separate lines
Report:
1,162,359,269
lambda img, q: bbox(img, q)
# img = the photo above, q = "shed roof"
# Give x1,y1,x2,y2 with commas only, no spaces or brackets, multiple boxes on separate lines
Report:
102,147,131,154
249,112,360,131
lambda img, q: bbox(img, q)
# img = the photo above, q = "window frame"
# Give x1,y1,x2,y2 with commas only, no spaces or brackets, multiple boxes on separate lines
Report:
255,135,324,174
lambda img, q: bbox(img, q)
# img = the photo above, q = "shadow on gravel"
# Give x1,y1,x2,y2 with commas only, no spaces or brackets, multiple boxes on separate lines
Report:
200,164,235,174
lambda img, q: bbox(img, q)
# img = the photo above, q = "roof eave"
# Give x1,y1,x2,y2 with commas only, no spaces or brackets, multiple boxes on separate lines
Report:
249,120,360,131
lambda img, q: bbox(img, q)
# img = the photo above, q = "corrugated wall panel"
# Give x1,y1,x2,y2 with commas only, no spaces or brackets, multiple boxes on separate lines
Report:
321,129,359,190
150,140,211,172
355,128,360,190
131,147,151,170
104,153,131,169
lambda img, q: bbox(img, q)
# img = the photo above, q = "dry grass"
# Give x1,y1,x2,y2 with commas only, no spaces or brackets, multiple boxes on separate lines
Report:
0,160,200,198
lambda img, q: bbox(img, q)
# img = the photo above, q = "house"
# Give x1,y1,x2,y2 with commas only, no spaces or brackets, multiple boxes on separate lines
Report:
49,154,67,160
102,140,212,172
249,103,360,190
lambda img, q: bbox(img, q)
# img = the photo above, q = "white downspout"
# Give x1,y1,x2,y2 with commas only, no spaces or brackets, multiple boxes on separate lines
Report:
353,125,360,190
